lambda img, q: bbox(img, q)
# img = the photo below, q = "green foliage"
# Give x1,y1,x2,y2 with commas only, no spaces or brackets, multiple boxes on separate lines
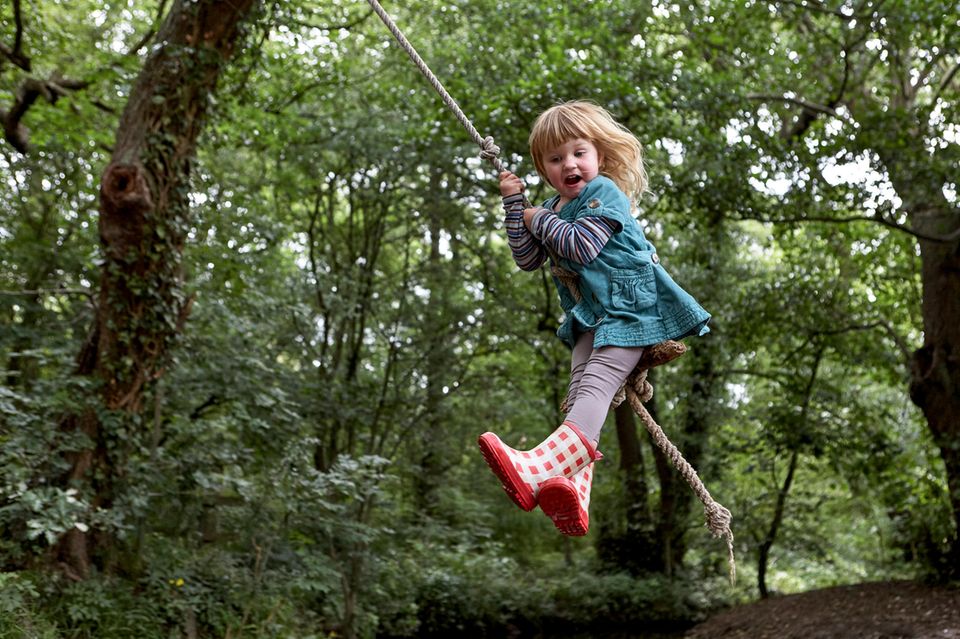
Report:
0,368,100,558
375,541,717,638
2,0,958,636
0,573,56,639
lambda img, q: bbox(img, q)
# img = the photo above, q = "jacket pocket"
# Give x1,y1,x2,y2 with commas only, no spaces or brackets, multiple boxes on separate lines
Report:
611,265,657,311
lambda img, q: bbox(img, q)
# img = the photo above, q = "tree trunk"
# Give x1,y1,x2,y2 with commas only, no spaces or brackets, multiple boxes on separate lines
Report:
757,347,822,597
607,396,660,574
616,402,653,535
757,448,799,598
413,167,457,517
909,211,960,569
6,291,42,389
877,134,960,569
650,338,717,573
56,0,259,578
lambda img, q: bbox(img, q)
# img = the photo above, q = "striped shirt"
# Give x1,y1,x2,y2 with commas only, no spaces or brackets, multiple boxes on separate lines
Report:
502,193,617,271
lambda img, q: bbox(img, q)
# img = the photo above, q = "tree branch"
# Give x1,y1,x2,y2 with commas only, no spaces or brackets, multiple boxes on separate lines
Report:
722,368,792,385
916,48,947,92
749,0,883,141
0,41,28,72
1,0,166,154
806,320,914,364
752,210,960,243
126,0,171,55
748,92,849,141
2,75,91,153
12,0,24,55
0,0,30,70
747,94,844,119
933,61,960,104
773,0,876,20
285,8,374,33
724,318,913,382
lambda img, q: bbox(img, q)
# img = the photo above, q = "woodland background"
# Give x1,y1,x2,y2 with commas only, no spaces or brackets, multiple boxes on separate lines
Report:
1,0,959,638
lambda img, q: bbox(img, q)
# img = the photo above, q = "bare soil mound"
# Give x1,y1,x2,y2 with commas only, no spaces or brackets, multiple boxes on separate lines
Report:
685,580,960,639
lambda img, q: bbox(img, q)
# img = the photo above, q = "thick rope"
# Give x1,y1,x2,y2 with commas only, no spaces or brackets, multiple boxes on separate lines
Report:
367,0,734,583
366,0,509,175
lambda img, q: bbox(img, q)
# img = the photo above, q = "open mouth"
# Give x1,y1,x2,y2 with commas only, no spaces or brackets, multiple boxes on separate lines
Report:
564,175,582,186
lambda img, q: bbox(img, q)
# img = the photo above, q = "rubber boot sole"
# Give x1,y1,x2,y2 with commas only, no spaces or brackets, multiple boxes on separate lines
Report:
477,433,537,511
538,476,589,536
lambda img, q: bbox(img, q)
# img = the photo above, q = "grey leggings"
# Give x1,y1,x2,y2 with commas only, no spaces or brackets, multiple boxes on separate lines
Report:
564,331,643,445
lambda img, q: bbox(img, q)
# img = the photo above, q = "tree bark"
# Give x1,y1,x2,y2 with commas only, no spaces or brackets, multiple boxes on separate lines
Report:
871,126,960,569
616,402,653,535
414,167,456,517
757,449,798,598
608,401,660,574
757,347,823,597
56,0,259,578
649,326,718,574
908,206,960,569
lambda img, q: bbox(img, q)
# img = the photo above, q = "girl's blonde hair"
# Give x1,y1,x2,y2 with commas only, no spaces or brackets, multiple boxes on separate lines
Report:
529,100,647,203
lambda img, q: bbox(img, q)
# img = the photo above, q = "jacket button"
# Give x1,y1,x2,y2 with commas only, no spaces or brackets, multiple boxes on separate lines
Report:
652,253,660,264
587,198,601,209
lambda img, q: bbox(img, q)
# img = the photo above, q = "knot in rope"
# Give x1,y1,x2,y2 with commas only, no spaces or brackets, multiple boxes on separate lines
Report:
704,501,737,584
612,368,653,409
704,500,734,539
479,136,501,161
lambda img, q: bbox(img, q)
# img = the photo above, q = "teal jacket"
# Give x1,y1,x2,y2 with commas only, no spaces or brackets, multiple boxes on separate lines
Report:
545,176,711,349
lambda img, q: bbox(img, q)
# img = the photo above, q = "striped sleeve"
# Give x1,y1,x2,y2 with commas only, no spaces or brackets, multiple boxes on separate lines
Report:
530,210,617,265
502,193,547,271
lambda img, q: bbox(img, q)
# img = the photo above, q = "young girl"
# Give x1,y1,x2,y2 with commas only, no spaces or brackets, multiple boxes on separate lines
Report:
478,100,711,536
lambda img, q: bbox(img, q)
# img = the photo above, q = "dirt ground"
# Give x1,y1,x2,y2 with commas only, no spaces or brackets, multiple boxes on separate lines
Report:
685,580,960,639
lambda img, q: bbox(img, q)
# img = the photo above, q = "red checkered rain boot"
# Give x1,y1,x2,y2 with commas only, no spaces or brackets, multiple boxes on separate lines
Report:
538,463,593,536
477,422,599,511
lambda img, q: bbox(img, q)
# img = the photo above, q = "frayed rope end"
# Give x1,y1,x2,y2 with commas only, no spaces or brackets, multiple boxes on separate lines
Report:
705,501,736,586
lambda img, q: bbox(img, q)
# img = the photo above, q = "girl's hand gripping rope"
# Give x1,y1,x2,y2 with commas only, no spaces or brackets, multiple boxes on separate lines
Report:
498,171,525,197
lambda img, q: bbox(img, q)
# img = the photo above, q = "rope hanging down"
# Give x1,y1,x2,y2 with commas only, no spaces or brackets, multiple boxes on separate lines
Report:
366,0,734,583
365,0,507,174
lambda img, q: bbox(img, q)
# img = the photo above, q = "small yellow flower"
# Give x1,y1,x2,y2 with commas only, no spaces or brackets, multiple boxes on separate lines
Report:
169,578,185,587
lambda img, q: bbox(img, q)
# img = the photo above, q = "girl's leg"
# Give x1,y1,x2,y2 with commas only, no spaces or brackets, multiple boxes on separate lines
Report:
476,333,616,512
564,345,643,445
563,330,596,412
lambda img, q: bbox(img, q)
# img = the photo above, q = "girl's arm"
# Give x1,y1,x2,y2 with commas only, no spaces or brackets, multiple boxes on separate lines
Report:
528,209,618,265
503,193,548,271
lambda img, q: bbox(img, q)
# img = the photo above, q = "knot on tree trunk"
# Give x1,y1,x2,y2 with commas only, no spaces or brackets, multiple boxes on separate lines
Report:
100,163,154,254
101,163,153,213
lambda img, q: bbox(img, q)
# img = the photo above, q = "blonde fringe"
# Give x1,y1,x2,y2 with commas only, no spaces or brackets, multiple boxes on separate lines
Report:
529,100,647,205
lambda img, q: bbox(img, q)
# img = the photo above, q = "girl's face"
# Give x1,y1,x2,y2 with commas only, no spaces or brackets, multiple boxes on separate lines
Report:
540,138,603,203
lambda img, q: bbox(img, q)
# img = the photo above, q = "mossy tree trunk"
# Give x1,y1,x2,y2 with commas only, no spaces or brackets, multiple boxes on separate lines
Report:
903,187,960,570
56,0,259,579
869,110,960,570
